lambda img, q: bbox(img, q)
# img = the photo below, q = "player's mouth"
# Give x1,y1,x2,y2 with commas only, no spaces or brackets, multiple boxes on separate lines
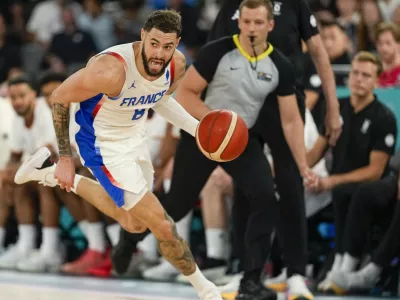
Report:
150,60,164,67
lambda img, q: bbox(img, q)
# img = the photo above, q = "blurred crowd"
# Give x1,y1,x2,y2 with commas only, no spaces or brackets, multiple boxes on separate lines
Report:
1,0,400,298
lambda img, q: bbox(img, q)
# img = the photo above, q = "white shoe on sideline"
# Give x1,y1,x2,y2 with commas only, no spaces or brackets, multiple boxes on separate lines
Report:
14,147,56,186
0,245,31,269
17,249,64,273
142,259,179,281
287,274,313,300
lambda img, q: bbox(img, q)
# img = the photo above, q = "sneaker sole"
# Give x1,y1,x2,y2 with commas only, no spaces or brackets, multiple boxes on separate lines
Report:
15,147,51,184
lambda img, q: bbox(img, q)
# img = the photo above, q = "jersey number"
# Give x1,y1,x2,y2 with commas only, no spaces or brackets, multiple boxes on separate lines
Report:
131,109,146,120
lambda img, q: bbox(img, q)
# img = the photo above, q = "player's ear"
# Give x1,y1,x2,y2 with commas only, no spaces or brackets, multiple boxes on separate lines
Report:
176,36,181,47
141,29,145,41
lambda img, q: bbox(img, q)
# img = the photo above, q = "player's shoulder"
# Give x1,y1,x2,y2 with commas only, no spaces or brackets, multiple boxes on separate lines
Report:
374,99,396,123
87,51,125,77
172,49,187,75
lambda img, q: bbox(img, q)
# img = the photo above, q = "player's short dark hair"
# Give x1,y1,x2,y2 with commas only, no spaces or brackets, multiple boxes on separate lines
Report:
319,19,346,33
8,75,36,91
239,0,274,20
39,71,67,89
375,22,400,42
353,51,383,77
143,10,182,37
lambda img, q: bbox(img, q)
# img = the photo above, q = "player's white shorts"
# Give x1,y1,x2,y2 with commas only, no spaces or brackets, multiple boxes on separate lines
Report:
72,107,154,210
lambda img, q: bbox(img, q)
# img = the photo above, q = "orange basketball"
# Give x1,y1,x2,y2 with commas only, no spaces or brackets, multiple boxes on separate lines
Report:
196,109,248,162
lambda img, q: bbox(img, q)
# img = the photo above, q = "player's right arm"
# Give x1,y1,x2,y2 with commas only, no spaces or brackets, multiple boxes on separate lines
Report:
50,55,125,191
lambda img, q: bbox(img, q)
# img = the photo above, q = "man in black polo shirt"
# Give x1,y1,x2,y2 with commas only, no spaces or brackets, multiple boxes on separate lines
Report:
305,51,397,292
208,0,341,295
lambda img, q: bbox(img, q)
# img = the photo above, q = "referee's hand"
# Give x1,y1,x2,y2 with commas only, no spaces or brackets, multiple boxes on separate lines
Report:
302,168,319,190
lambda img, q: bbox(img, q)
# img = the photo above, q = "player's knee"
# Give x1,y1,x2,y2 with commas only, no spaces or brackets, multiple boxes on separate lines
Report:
154,219,178,241
120,215,148,234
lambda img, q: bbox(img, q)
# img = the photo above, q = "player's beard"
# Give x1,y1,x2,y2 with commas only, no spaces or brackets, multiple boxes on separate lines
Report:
141,46,173,77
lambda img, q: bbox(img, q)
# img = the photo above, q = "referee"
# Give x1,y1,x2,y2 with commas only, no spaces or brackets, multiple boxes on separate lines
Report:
112,1,317,299
208,0,341,296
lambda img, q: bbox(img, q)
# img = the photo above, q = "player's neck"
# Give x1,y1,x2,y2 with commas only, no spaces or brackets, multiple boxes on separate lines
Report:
238,34,268,57
350,93,375,113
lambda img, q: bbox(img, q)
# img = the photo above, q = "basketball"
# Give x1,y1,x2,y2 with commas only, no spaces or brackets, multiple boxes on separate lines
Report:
196,109,248,162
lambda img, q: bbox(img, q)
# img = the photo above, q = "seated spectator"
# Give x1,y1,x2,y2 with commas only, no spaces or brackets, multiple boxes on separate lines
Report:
77,0,117,51
336,0,360,54
44,7,97,74
375,22,400,87
311,52,397,292
329,151,400,294
0,76,64,272
356,0,383,53
0,95,16,252
0,13,22,85
26,0,82,49
378,0,400,22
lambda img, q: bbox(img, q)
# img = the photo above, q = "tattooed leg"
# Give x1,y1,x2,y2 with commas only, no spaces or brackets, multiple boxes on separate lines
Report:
126,191,197,276
157,212,196,275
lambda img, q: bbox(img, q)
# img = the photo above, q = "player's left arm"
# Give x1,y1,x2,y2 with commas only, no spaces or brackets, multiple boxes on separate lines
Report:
330,114,397,186
153,50,200,137
298,0,341,145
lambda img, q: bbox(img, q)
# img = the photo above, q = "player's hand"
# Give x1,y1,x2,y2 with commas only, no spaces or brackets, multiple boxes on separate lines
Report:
54,156,75,192
325,106,342,146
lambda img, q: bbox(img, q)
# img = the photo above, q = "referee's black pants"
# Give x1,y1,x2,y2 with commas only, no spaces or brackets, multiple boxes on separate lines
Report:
232,94,308,277
126,131,277,272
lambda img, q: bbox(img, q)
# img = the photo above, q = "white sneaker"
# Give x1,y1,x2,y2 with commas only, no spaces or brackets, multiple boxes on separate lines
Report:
199,284,223,300
330,270,379,295
218,273,243,298
142,259,179,280
14,147,56,186
264,268,287,292
0,245,31,269
287,274,313,300
176,265,227,284
17,249,64,273
118,251,158,277
317,270,333,292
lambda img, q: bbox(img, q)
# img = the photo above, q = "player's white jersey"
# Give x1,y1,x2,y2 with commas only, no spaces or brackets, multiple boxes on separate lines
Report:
73,43,175,144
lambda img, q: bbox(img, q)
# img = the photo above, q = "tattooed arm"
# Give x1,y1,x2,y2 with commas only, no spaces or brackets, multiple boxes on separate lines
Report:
52,103,72,157
50,54,125,191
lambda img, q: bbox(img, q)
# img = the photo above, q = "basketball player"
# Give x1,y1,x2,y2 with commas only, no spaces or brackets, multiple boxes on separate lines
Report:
13,10,222,299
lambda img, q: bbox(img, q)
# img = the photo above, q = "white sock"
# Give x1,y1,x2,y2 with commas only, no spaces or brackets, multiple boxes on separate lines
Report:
71,175,83,194
206,228,228,260
40,227,59,255
0,227,5,247
331,253,343,272
86,222,106,253
17,224,36,252
137,234,158,261
106,223,120,247
184,265,214,295
360,262,382,279
340,253,359,272
78,220,89,238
